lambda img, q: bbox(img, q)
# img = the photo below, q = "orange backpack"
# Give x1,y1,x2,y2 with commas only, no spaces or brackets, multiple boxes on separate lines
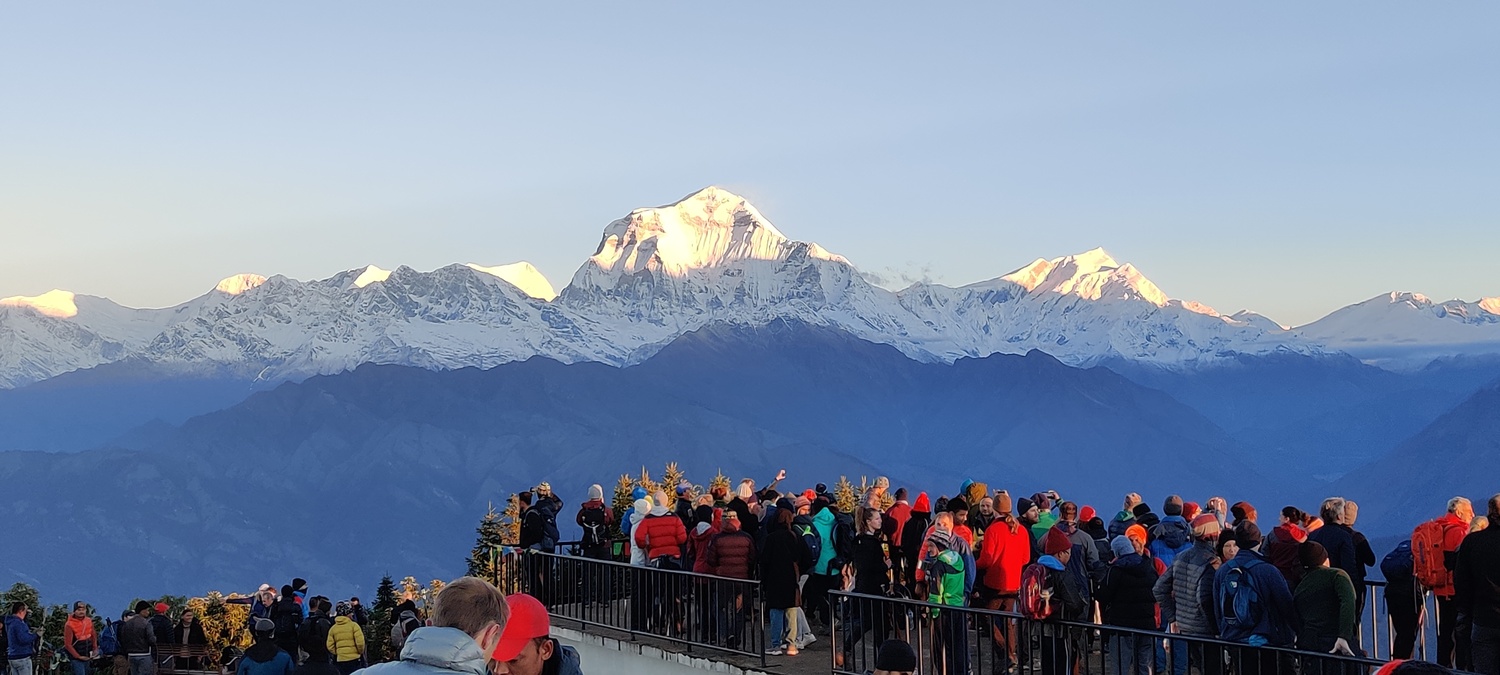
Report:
1411,519,1450,590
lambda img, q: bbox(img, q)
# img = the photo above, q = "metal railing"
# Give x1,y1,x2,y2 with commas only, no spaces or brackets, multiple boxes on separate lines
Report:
494,548,766,666
829,590,1389,675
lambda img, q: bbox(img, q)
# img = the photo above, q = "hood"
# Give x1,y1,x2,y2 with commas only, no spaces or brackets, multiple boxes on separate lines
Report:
693,522,715,536
913,492,930,513
1055,520,1078,535
648,505,670,517
1273,523,1307,543
813,508,836,527
398,610,418,622
1155,517,1190,548
333,616,353,626
398,627,487,675
632,499,650,517
580,498,606,509
1038,555,1066,571
1112,552,1144,567
1113,510,1134,522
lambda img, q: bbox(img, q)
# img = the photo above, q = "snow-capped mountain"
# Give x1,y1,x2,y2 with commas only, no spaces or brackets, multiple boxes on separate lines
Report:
1295,292,1500,368
4,185,1478,390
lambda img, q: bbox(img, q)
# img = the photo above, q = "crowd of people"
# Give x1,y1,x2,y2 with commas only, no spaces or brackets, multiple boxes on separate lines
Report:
0,581,582,675
513,471,1500,675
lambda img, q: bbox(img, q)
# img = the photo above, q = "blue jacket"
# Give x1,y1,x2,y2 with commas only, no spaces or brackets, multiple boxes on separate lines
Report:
6,615,37,659
1213,549,1297,647
356,627,488,675
235,645,293,675
1148,515,1193,567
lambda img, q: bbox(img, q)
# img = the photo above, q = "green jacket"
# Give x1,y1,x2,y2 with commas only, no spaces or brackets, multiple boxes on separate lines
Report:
927,550,967,610
1293,566,1355,650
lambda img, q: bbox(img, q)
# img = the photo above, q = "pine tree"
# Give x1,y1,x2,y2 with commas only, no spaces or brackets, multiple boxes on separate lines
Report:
42,604,69,650
500,494,521,545
635,467,659,499
1,583,41,630
835,476,857,514
367,576,397,663
610,474,634,538
466,503,506,581
663,462,686,498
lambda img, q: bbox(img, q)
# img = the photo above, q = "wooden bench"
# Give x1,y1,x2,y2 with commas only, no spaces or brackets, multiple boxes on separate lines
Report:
156,645,218,675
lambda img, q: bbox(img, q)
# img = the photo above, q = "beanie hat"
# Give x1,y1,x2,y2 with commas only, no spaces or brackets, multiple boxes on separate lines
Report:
1299,540,1329,569
1043,527,1072,556
1080,505,1097,522
253,617,275,635
1233,521,1263,549
913,492,931,513
948,497,969,513
815,483,828,494
631,486,647,501
154,602,169,614
1111,535,1136,558
335,601,351,617
1183,502,1201,522
875,639,917,672
1017,497,1036,516
1125,523,1148,547
694,505,715,525
802,489,816,502
927,529,953,552
676,480,692,496
1132,502,1152,518
1163,495,1184,517
1191,513,1223,540
894,487,908,500
875,476,890,490
793,496,811,510
1032,492,1053,511
652,490,669,509
1231,501,1257,524
737,481,754,500
134,601,152,613
587,484,604,501
995,491,1013,515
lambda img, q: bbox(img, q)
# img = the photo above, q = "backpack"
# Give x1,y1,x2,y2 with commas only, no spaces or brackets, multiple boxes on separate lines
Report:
1221,559,1265,631
390,612,420,652
98,620,120,657
1381,540,1415,584
795,521,823,570
579,505,608,549
829,515,856,570
1019,563,1053,620
1411,519,1450,589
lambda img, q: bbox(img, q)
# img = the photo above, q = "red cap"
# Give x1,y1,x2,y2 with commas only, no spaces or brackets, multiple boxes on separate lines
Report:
1079,505,1096,523
1183,502,1201,522
154,603,169,614
913,492,931,512
492,594,549,661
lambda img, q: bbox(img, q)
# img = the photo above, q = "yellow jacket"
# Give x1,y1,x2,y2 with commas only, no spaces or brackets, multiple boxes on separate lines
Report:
326,616,366,662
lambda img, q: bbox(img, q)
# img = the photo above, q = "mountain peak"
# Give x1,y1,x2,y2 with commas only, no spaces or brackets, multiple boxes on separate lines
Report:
1018,248,1167,306
465,262,557,301
1482,297,1500,315
352,265,391,289
580,186,845,279
0,289,78,318
214,274,267,295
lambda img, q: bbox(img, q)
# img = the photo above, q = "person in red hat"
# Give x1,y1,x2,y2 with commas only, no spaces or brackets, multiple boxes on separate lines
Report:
490,594,582,675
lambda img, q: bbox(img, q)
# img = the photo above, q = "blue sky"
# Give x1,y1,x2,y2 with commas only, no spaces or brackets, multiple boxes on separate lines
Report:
2,3,1496,326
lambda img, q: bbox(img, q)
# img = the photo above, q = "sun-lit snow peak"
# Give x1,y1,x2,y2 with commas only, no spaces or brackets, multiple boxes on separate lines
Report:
352,265,391,288
465,262,557,301
215,274,268,296
1015,248,1169,306
1480,297,1500,315
584,186,847,278
0,289,79,318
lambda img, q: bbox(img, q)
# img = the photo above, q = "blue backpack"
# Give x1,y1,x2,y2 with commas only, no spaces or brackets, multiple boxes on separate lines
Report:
99,620,120,656
1381,541,1414,584
1221,559,1265,632
795,520,822,570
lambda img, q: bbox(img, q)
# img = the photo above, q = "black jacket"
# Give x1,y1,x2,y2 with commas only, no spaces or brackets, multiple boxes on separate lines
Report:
1098,553,1160,630
118,615,156,656
1456,524,1500,629
298,613,333,663
852,533,889,595
149,614,175,646
1308,524,1361,595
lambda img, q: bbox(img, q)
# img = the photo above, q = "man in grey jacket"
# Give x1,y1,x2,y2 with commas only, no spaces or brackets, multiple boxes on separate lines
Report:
118,602,157,675
358,577,509,675
1154,514,1224,675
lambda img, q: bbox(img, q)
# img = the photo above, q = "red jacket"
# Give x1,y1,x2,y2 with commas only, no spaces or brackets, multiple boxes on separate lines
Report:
688,523,721,574
977,519,1031,593
705,530,757,579
883,501,912,548
634,511,688,562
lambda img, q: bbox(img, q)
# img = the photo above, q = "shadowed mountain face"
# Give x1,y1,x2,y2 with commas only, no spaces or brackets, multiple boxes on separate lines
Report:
0,321,1258,609
1330,377,1500,534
